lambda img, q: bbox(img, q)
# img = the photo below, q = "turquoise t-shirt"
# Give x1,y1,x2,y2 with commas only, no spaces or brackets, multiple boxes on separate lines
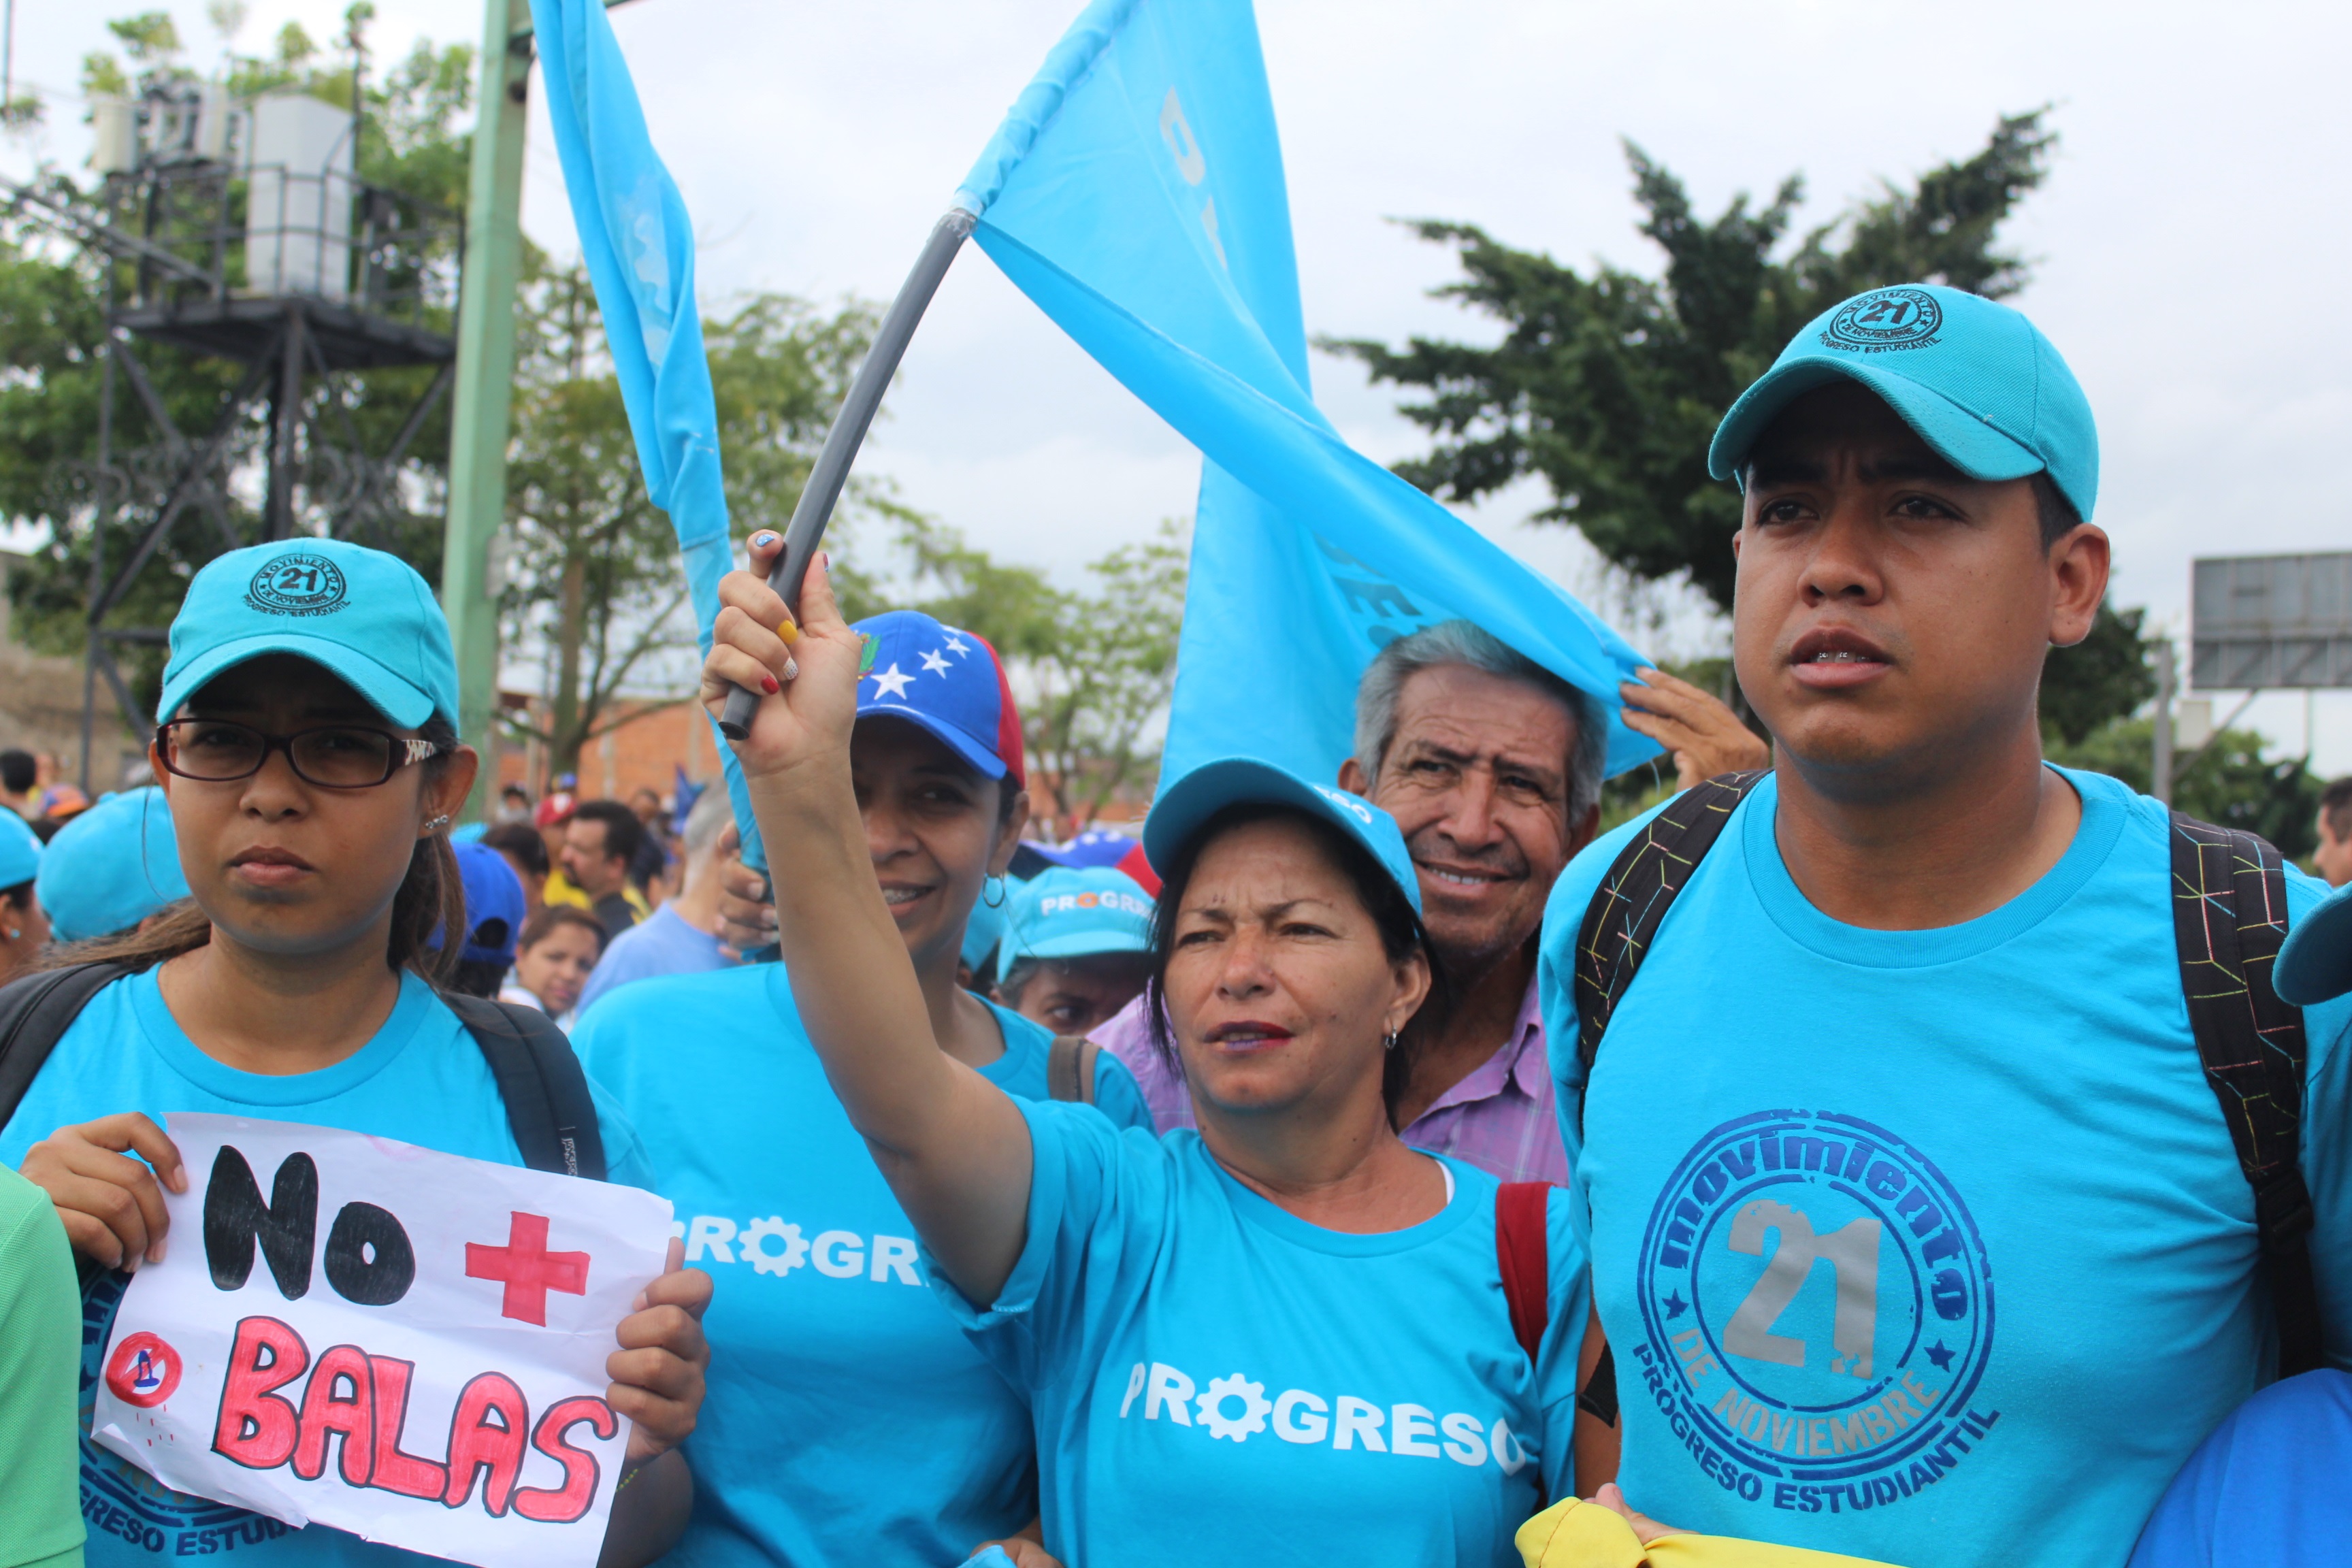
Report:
1536,766,2352,1568
0,967,657,1568
937,1098,1587,1567
571,962,1152,1568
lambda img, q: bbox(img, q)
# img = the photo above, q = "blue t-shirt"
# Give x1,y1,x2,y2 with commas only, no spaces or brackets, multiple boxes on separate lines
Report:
576,904,731,1018
2128,1369,2352,1567
0,967,657,1568
1535,766,2352,1568
572,962,1153,1568
937,1099,1587,1567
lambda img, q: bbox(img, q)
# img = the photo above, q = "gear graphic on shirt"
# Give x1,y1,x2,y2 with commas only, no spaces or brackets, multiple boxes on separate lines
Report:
740,1217,809,1277
1195,1374,1273,1442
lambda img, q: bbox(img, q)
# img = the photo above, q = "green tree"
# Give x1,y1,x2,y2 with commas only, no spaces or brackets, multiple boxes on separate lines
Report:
497,266,881,777
1326,111,2054,612
2040,600,2158,747
2053,719,2321,859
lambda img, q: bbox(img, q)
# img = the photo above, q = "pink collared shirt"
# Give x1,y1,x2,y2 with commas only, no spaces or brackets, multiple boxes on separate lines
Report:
1089,976,1569,1186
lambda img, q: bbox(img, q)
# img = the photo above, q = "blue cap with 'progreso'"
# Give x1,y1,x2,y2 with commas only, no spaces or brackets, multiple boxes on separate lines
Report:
36,787,187,942
1708,284,2098,523
157,539,463,734
996,866,1156,982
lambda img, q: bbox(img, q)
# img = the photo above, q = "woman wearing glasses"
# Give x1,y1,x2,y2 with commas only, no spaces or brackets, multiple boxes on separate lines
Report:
0,540,711,1568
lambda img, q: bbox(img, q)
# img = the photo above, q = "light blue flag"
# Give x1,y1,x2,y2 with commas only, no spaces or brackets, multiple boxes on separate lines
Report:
956,0,1661,791
531,0,766,862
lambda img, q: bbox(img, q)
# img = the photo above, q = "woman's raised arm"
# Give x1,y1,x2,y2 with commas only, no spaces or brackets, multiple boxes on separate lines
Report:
699,537,1032,1304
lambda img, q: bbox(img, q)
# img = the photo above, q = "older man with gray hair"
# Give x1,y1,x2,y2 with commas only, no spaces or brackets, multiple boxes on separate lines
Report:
576,784,739,1016
1094,619,1767,1181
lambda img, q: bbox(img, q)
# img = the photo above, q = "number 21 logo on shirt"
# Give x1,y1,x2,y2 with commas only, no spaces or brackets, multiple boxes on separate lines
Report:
1633,1111,1997,1514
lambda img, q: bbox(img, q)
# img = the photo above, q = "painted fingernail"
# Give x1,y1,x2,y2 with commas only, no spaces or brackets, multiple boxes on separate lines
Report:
781,657,799,681
775,618,800,646
761,675,781,695
752,532,779,549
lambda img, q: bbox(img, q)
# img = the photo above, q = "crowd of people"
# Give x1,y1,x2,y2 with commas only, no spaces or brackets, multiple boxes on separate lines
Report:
0,282,2345,1568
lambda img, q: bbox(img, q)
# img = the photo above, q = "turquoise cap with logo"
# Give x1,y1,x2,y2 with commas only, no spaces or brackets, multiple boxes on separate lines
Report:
1708,283,2098,523
35,787,187,942
2276,881,2352,1005
996,866,1156,982
157,540,463,734
1145,755,1422,919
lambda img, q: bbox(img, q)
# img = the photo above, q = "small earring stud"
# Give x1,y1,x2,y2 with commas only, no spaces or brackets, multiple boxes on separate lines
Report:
422,814,453,834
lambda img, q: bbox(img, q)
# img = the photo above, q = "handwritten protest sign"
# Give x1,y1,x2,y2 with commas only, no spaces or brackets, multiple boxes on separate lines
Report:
91,1113,673,1568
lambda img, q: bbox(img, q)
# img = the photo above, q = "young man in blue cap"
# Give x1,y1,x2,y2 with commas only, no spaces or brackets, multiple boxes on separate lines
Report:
1539,284,2352,1567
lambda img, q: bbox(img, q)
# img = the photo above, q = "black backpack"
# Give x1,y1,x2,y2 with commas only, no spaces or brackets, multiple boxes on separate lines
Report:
1573,770,2321,1382
0,961,607,1181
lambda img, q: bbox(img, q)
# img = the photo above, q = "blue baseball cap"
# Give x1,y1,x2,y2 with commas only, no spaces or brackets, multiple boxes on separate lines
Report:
431,840,527,968
996,866,1156,982
36,787,186,941
1144,756,1422,918
854,610,1025,787
1708,284,2098,523
2276,882,2352,1004
0,811,39,892
158,539,463,735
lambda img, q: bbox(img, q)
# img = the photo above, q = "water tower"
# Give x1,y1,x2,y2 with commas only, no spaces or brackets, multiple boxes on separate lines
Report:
11,78,463,785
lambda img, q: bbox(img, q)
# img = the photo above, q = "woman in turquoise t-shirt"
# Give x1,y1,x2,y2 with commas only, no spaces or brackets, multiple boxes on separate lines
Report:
574,590,1151,1568
699,542,1586,1566
4,539,710,1568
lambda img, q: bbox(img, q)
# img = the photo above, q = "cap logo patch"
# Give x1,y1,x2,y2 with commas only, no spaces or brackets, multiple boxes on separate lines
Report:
1821,288,1942,354
1311,784,1376,826
858,634,879,674
245,551,349,617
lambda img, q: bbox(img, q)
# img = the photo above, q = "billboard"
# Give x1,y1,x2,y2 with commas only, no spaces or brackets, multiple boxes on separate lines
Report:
2189,551,2352,689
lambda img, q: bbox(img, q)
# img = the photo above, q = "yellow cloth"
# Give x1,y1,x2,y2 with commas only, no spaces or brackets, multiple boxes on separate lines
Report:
1516,1498,1901,1568
542,870,651,920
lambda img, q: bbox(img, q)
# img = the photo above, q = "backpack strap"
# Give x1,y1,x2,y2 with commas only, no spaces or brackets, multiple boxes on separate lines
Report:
442,994,608,1181
2168,813,2321,1376
0,961,139,1132
1496,1181,1551,1366
1048,1035,1100,1106
1572,771,1768,1090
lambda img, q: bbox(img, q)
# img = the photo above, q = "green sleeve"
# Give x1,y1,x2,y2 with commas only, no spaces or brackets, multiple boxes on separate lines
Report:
0,1166,83,1568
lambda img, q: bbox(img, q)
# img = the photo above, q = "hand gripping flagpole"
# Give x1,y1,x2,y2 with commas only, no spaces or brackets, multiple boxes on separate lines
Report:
717,206,977,740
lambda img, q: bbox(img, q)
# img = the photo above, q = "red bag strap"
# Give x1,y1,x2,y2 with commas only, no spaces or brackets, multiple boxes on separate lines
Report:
1495,1181,1551,1366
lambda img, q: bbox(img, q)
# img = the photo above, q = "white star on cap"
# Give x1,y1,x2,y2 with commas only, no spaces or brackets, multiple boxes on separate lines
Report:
919,649,951,676
868,663,915,700
943,634,971,657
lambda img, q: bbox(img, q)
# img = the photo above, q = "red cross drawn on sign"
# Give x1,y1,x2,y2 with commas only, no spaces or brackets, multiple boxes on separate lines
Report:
465,1211,590,1326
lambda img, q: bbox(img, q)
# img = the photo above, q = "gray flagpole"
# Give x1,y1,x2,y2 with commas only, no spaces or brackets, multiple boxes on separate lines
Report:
717,206,977,740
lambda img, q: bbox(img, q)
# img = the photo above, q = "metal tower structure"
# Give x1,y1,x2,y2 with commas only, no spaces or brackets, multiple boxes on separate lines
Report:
7,80,463,788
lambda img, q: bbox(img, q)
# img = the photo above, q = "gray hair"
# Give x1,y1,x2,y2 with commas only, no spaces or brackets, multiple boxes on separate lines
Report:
1353,620,1606,823
681,784,734,860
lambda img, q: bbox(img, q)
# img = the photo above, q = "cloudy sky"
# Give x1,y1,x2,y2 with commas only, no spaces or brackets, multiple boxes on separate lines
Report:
10,0,2351,767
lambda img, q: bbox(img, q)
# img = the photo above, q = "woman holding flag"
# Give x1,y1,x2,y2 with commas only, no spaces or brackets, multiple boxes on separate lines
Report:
700,538,1586,1565
573,586,1154,1568
1,539,710,1568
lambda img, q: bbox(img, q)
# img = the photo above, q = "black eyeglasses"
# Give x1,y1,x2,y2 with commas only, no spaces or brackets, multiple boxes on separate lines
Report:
155,720,447,789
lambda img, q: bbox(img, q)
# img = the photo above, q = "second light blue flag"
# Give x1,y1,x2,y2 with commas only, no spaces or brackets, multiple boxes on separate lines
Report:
957,0,1661,790
530,0,766,864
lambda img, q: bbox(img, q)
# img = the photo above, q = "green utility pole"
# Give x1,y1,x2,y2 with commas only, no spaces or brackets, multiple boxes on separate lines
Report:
442,0,533,819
